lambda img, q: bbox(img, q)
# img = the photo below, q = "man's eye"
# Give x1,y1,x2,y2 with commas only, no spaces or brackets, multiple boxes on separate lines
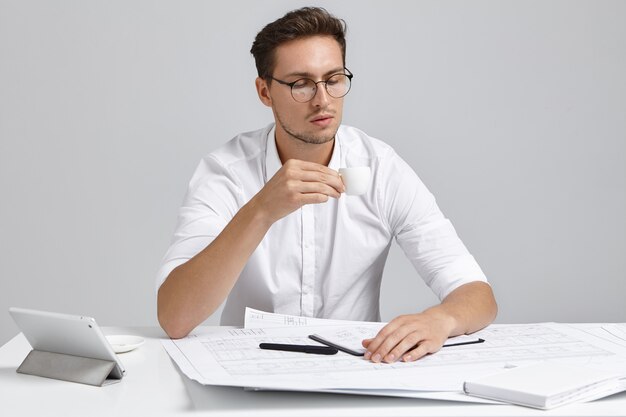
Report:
293,80,310,89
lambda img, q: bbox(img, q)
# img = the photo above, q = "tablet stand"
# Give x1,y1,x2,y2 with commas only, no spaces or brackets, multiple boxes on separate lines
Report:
17,350,121,386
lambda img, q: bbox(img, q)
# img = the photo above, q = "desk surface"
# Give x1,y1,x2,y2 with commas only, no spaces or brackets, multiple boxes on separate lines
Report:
1,326,626,417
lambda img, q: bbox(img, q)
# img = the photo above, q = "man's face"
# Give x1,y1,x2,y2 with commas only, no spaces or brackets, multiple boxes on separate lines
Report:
264,35,345,145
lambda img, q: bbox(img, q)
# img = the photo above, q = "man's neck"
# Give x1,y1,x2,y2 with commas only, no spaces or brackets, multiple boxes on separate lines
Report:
275,131,335,166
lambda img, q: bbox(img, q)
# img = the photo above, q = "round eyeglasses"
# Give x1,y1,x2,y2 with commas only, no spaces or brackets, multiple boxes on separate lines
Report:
268,68,353,103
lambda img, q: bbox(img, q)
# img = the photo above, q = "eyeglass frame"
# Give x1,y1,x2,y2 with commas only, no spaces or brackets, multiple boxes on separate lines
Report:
267,68,354,103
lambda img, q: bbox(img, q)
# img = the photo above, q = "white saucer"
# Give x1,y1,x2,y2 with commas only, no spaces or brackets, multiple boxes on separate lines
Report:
106,335,145,353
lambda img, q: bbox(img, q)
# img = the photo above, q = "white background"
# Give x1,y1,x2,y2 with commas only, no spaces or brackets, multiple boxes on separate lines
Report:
1,0,625,345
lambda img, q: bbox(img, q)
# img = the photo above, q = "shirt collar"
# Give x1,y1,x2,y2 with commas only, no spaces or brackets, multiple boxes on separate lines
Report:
264,124,342,183
264,125,281,183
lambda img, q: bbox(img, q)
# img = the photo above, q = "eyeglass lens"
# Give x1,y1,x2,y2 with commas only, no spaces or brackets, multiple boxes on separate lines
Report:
291,74,351,102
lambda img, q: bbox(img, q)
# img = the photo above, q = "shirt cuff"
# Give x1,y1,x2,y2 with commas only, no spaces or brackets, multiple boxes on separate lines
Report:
427,254,489,300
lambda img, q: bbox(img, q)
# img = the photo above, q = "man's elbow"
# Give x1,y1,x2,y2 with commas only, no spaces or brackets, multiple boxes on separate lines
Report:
158,309,192,340
488,297,498,323
157,288,192,339
482,281,498,323
163,326,190,340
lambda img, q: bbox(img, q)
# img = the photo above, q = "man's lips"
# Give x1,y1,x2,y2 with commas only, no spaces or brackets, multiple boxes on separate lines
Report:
310,114,334,127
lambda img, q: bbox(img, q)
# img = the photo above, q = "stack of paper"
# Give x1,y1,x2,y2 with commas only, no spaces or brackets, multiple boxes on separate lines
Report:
161,308,626,406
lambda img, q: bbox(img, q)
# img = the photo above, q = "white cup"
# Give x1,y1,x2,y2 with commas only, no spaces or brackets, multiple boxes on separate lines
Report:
339,167,371,196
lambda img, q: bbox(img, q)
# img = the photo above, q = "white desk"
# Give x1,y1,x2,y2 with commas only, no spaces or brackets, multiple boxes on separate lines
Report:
1,326,626,417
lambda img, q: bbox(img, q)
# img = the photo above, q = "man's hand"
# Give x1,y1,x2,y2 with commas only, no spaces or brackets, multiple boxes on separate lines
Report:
252,159,345,223
362,310,454,363
362,281,497,363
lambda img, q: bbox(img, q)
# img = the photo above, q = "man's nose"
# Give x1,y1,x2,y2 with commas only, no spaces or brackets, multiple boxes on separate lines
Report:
310,83,331,107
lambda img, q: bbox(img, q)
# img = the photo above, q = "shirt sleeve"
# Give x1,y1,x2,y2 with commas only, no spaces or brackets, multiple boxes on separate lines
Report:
378,150,488,300
155,155,242,292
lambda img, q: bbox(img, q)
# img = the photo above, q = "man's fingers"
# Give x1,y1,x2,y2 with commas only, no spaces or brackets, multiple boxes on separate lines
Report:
382,331,426,363
283,159,345,193
290,180,341,199
363,321,411,362
299,193,330,205
295,170,344,193
373,329,424,363
258,159,345,223
402,341,439,362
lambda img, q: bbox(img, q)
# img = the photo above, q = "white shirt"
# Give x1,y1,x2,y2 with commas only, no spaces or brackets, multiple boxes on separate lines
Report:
156,124,487,325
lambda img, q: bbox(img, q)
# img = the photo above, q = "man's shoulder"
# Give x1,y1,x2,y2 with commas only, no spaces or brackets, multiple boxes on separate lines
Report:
206,124,272,167
188,125,270,187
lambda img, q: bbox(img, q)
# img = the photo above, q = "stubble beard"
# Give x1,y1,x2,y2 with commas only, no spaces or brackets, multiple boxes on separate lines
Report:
276,112,338,145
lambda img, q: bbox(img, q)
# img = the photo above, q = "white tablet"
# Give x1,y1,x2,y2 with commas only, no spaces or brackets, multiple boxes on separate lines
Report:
9,307,125,380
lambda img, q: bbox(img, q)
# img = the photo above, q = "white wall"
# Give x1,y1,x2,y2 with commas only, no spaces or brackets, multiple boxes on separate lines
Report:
1,0,625,345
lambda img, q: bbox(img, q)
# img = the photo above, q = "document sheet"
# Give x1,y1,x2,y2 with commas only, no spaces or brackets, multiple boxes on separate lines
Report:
162,310,626,396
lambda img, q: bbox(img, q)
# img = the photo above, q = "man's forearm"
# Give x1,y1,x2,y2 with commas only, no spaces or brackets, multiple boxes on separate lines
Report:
426,281,498,337
157,199,272,339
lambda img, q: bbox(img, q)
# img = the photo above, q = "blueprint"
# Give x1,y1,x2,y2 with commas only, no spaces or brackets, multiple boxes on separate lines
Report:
162,311,626,394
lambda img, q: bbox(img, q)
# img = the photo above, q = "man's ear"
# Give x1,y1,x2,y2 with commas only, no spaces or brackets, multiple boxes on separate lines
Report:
255,77,272,107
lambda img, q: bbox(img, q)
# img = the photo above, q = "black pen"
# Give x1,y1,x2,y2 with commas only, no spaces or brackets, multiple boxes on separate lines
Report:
259,343,338,355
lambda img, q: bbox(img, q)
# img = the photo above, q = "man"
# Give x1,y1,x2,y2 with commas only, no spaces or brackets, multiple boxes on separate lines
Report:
157,7,497,364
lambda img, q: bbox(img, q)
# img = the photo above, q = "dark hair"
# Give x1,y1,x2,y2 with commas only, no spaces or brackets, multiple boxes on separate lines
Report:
250,7,347,80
